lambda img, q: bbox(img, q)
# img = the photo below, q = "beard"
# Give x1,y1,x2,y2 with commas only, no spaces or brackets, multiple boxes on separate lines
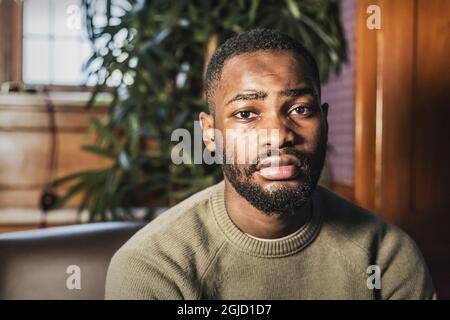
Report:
222,143,326,216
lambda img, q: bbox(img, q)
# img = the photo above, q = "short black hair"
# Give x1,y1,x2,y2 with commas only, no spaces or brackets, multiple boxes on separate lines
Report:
204,28,321,111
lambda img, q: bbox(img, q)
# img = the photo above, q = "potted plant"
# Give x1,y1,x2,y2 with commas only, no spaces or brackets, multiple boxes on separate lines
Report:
50,0,347,222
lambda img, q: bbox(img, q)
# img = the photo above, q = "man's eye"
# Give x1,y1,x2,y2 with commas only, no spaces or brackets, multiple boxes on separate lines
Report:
235,111,257,119
290,105,313,116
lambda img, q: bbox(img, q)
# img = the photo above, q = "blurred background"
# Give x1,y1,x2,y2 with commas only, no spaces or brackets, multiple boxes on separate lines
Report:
0,0,449,298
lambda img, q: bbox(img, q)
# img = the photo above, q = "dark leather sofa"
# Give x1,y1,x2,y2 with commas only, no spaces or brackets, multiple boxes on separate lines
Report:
0,221,145,300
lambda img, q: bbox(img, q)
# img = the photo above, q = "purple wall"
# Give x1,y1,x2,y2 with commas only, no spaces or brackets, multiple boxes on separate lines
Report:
321,0,355,185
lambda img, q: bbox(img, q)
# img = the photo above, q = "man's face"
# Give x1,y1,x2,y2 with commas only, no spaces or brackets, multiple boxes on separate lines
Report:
202,50,328,214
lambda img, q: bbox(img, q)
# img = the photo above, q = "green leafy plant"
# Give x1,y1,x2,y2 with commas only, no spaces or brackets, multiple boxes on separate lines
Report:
50,0,347,221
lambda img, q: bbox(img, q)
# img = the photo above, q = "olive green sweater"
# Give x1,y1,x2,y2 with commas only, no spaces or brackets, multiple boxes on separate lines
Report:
105,181,436,300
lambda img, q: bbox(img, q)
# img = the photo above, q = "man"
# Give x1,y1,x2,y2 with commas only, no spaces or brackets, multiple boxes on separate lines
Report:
105,29,436,299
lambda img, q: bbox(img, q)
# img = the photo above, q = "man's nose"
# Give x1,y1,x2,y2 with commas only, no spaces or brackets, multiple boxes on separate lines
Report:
259,112,296,149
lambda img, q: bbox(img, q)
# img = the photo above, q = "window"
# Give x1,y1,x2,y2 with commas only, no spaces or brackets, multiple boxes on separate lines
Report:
22,0,96,86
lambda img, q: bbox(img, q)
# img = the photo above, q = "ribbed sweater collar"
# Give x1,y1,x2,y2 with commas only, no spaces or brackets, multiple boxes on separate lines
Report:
210,181,323,258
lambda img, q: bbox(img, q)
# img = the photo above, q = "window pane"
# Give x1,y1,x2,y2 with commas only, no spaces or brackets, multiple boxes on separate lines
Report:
53,0,84,38
53,39,84,85
23,0,50,36
82,40,94,67
82,41,102,86
23,38,50,84
22,0,108,86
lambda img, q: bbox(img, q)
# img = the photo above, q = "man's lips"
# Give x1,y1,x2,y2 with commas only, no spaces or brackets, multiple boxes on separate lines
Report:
256,155,301,180
259,165,299,180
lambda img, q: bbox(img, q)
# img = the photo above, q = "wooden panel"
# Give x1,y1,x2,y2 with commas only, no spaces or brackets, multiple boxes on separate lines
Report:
0,189,45,208
0,225,44,233
0,190,82,209
0,94,109,209
409,0,450,299
354,0,379,211
0,106,105,131
356,0,416,222
55,132,111,179
377,0,415,223
0,130,109,183
0,132,50,186
0,0,22,83
0,132,110,208
0,223,76,234
413,0,450,215
0,188,85,209
354,0,450,298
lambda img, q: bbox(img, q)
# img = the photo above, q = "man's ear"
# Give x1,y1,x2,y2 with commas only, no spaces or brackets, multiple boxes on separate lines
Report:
199,112,216,152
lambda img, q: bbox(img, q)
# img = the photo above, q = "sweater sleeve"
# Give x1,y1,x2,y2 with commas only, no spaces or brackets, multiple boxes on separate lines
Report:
105,248,185,300
378,225,437,300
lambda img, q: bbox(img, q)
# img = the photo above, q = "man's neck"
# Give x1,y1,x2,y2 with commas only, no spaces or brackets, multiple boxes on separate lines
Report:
223,179,312,239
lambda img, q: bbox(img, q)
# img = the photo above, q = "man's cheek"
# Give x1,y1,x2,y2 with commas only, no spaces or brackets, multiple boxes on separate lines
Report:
301,127,323,152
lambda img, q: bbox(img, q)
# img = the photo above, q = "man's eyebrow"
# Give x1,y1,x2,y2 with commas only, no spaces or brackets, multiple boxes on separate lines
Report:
225,91,268,105
279,87,316,98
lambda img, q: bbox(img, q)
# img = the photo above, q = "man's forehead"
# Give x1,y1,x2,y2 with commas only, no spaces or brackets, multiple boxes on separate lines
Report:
222,51,308,79
215,51,317,99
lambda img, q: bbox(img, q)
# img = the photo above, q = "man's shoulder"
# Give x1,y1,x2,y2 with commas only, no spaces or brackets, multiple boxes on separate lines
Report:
317,185,388,239
106,182,226,299
316,186,435,299
317,185,425,267
119,181,224,253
